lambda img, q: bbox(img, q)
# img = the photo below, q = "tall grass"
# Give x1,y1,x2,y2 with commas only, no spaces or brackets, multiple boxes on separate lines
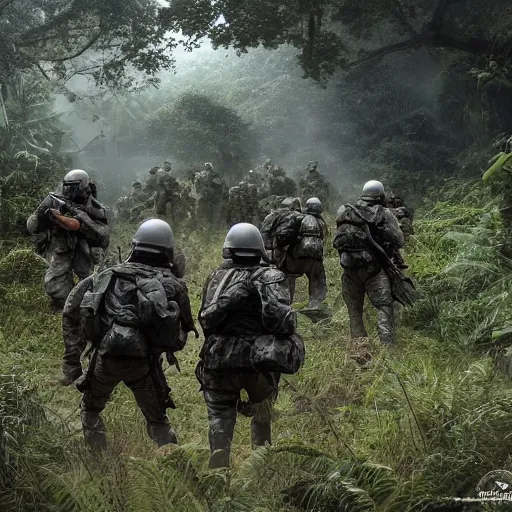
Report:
2,180,512,510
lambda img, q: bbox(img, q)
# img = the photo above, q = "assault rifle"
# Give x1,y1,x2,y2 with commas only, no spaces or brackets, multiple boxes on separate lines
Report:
45,193,81,231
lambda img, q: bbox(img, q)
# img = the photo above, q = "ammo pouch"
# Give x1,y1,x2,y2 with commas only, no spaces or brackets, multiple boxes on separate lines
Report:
340,250,376,270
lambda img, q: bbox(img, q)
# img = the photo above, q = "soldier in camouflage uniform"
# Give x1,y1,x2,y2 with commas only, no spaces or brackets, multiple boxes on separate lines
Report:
333,181,404,345
144,166,161,197
227,179,260,227
299,161,329,207
387,194,414,242
285,197,328,308
27,170,110,310
197,223,304,468
154,161,180,218
128,180,152,221
194,163,228,229
60,219,197,450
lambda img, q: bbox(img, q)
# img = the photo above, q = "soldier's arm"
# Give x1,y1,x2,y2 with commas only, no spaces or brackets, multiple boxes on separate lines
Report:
255,269,297,334
174,281,197,336
383,208,405,248
26,195,53,234
61,276,93,382
74,208,110,249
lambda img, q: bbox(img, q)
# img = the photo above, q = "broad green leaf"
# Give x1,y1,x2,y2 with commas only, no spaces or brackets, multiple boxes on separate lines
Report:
482,153,512,183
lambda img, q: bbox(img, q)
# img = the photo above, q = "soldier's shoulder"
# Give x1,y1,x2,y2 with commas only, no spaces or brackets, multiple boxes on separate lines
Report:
253,266,286,284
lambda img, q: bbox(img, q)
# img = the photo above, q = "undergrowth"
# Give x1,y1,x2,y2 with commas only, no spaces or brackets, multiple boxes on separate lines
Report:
2,179,512,510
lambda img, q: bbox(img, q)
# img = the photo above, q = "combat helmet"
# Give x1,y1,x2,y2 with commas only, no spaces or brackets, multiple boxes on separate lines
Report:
361,180,385,202
132,180,142,189
130,218,175,263
62,169,90,201
305,197,323,214
281,197,302,211
222,223,269,262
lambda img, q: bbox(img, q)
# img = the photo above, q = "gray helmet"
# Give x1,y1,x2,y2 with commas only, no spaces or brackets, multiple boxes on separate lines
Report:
222,223,269,261
308,160,318,171
281,197,302,211
361,180,385,202
132,180,142,189
305,197,323,214
62,169,90,200
204,162,213,171
163,161,172,172
149,166,159,174
131,218,174,261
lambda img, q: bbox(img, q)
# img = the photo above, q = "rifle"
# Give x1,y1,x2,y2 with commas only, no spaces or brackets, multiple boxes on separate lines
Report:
46,193,81,231
345,205,421,307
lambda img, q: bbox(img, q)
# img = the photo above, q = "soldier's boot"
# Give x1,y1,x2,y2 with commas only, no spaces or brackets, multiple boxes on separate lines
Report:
81,411,107,451
376,304,395,346
208,416,236,469
347,311,368,339
147,421,178,447
251,398,272,448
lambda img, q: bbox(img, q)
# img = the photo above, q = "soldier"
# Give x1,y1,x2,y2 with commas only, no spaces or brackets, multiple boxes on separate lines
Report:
227,179,260,227
194,163,228,228
387,194,414,242
155,162,179,217
227,183,243,227
197,223,304,468
145,166,161,197
27,170,110,310
59,219,198,450
299,161,329,207
260,197,304,271
333,180,404,345
285,197,328,308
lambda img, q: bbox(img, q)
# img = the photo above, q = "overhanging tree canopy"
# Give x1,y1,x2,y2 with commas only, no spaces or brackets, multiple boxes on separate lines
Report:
161,0,512,82
0,0,176,89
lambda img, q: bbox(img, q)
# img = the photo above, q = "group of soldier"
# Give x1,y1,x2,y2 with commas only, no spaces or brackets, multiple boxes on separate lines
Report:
115,159,333,230
24,164,414,469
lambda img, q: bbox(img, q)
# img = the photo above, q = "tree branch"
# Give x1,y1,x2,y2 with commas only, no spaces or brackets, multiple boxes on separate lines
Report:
349,37,425,67
38,32,102,62
349,31,497,68
20,0,84,41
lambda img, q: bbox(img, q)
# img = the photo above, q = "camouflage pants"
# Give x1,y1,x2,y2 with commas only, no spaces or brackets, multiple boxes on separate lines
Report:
198,367,279,468
284,255,327,307
342,265,395,345
44,237,93,309
81,354,176,450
